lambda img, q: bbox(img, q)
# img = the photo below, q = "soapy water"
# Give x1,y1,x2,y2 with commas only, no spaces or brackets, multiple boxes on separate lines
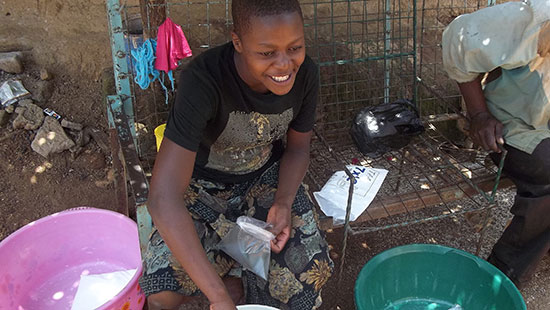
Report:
384,298,463,310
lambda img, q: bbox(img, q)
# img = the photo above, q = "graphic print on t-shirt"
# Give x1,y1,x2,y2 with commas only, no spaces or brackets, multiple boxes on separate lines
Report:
205,109,293,174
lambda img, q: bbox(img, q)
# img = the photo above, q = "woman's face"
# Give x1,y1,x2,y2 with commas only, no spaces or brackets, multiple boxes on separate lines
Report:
232,11,306,95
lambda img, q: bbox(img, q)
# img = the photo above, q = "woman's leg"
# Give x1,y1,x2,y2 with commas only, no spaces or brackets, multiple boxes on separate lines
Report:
147,278,243,310
244,164,334,309
139,223,240,307
147,291,190,310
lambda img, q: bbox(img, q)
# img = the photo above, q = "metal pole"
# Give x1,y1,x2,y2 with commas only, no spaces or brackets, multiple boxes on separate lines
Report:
106,0,136,141
384,0,392,104
139,0,167,39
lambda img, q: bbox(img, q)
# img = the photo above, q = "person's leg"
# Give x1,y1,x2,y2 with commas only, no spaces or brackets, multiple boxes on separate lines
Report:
244,164,333,309
147,291,190,310
139,222,240,307
223,276,245,304
145,278,242,309
488,139,550,286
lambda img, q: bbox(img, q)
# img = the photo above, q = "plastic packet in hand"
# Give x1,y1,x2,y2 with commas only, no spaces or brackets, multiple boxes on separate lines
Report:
218,216,275,280
0,79,31,107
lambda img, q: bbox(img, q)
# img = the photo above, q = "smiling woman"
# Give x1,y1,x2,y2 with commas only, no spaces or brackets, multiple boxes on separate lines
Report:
231,12,306,95
139,0,333,309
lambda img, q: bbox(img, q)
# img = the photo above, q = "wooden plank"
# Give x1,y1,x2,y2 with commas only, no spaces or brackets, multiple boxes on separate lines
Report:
137,203,153,255
358,176,513,224
325,175,513,229
381,196,407,216
109,96,149,204
366,204,389,220
109,128,129,216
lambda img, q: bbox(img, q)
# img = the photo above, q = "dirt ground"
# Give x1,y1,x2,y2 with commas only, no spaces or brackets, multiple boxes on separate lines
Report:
2,69,548,310
0,68,117,241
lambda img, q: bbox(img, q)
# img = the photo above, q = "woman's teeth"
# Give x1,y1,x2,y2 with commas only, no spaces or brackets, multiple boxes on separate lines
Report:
271,75,290,82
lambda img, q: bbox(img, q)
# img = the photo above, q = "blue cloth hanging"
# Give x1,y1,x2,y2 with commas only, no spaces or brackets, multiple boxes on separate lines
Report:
131,38,172,105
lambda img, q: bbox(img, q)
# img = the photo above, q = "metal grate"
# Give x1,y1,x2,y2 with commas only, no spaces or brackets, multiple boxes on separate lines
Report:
307,122,507,234
108,0,510,234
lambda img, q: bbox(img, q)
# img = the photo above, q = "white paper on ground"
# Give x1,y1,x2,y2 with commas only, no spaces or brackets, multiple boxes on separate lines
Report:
313,165,388,224
71,268,137,310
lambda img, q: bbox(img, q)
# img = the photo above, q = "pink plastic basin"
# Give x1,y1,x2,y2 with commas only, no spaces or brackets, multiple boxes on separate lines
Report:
0,207,144,309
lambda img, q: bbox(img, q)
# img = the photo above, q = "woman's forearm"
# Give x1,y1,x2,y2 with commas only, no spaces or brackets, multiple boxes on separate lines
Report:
147,140,233,306
275,143,310,208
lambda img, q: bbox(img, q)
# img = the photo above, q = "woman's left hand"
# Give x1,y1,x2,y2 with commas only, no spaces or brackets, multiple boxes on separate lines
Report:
266,203,292,253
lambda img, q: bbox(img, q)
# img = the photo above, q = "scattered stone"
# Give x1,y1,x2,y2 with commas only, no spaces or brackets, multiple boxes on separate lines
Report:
40,68,52,81
12,100,45,130
95,179,112,188
61,119,83,131
95,168,115,188
69,127,110,155
69,145,84,158
5,104,15,114
0,110,9,127
31,116,75,158
87,127,110,154
74,128,91,147
32,80,54,103
0,52,23,74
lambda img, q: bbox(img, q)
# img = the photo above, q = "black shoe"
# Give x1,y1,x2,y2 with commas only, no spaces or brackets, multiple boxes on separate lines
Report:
487,254,523,289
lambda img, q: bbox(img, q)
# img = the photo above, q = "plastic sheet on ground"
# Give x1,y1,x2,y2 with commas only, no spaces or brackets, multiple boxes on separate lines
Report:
314,165,388,224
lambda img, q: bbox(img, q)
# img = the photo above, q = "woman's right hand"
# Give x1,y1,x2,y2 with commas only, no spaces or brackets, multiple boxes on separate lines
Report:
210,299,237,310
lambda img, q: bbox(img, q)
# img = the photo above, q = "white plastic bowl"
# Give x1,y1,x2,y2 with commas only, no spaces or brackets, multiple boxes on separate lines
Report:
237,305,280,310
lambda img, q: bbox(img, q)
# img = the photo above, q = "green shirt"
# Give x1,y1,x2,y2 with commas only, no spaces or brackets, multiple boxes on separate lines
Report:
442,1,550,154
484,58,550,154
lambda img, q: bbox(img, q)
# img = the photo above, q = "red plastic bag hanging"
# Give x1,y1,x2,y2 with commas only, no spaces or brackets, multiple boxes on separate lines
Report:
154,17,192,73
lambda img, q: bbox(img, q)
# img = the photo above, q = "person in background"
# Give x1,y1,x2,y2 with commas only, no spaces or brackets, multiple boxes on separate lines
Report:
442,0,550,288
139,0,333,309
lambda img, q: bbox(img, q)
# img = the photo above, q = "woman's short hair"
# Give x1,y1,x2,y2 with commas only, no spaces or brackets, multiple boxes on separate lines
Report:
232,0,303,35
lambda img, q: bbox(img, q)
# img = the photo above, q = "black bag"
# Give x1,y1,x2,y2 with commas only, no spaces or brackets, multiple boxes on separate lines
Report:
350,99,425,158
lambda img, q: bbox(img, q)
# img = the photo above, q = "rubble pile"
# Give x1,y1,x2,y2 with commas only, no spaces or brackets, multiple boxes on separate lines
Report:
0,51,113,187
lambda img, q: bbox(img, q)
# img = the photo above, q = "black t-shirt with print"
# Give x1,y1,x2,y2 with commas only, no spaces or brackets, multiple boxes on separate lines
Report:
165,42,319,183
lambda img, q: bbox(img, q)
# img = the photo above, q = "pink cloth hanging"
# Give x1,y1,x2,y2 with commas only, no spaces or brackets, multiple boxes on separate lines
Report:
154,17,192,72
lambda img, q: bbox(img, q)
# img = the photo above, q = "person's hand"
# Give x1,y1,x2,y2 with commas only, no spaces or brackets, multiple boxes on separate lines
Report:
469,111,504,153
266,203,292,253
210,298,237,310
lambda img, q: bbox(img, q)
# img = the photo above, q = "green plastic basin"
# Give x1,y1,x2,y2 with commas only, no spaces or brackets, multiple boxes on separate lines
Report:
355,244,526,310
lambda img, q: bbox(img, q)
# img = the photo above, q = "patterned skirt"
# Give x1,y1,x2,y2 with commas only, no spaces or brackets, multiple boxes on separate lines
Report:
139,163,334,309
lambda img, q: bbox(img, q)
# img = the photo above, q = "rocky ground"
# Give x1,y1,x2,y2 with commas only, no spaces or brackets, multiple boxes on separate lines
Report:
0,53,117,242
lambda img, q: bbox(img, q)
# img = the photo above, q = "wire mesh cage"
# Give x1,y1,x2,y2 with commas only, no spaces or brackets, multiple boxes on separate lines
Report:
110,0,510,234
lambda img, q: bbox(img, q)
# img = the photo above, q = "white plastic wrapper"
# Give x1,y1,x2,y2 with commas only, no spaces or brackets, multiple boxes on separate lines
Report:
0,79,30,107
313,165,388,224
71,269,138,310
218,216,275,280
